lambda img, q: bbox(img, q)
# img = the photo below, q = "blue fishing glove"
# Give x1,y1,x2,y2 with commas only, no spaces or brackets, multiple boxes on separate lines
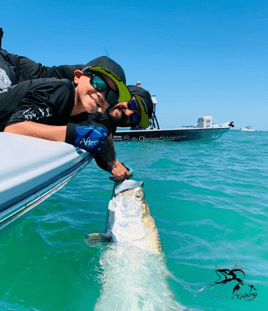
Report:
65,112,111,153
73,125,108,153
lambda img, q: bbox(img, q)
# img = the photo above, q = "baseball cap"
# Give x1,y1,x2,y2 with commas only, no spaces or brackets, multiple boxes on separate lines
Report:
83,56,131,103
128,85,154,128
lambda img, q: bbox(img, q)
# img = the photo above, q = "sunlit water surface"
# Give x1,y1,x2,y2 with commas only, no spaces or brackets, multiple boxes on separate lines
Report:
1,130,267,310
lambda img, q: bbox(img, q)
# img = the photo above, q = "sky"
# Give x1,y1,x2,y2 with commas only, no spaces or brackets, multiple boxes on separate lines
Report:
1,0,268,130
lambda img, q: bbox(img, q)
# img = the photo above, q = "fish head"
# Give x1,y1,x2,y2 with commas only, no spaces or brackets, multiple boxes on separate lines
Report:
113,180,145,216
106,180,148,242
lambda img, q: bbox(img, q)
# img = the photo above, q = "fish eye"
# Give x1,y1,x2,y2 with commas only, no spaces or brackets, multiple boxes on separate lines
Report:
135,190,143,201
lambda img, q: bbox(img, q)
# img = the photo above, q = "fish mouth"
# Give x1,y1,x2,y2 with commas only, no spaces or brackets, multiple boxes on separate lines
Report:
114,180,144,195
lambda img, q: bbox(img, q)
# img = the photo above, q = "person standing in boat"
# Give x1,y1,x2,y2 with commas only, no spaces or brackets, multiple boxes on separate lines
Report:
0,47,153,175
0,55,133,181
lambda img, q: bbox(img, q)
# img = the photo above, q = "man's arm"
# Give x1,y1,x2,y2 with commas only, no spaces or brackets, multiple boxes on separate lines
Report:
76,111,130,181
4,121,129,181
4,121,66,141
94,134,130,181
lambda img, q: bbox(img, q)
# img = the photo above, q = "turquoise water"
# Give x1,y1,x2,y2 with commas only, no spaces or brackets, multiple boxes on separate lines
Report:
1,130,267,310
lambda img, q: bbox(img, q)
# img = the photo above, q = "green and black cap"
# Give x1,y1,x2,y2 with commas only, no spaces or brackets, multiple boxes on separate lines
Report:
82,56,131,103
128,85,154,128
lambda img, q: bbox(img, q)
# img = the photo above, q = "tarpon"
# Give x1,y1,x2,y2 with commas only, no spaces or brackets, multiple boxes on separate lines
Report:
85,180,161,253
85,180,184,311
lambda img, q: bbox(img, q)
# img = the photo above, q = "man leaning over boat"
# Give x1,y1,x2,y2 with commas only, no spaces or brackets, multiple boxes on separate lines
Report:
0,47,154,179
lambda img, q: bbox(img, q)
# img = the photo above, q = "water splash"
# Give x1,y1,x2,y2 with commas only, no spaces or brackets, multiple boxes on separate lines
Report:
94,243,184,311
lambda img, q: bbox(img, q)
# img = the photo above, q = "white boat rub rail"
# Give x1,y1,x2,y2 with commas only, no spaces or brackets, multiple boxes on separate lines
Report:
0,161,89,230
0,133,93,229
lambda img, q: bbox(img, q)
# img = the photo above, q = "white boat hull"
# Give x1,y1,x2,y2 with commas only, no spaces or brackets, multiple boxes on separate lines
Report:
0,133,93,230
240,126,256,131
114,127,230,142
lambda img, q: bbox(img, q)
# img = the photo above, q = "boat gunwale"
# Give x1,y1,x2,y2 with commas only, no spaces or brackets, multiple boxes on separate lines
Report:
0,155,92,229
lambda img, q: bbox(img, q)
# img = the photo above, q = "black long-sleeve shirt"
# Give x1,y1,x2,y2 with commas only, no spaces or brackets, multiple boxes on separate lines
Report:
0,48,82,91
0,78,74,131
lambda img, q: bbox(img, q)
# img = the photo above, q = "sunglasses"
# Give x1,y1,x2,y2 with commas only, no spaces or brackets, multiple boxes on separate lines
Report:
83,69,118,106
128,98,141,125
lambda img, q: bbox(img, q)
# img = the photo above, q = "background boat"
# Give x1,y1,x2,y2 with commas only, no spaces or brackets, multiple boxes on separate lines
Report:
115,93,234,142
115,94,234,142
240,126,256,131
114,120,233,143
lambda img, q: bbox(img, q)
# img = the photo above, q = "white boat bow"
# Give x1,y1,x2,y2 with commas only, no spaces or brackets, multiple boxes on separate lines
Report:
0,133,93,230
